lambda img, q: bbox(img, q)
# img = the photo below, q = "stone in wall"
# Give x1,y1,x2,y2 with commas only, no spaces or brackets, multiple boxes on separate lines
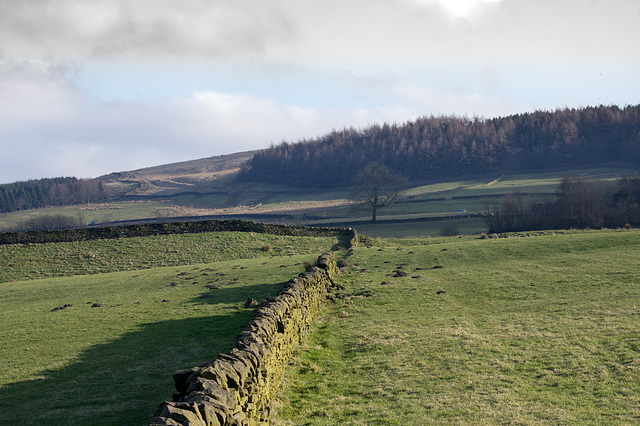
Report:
150,252,339,426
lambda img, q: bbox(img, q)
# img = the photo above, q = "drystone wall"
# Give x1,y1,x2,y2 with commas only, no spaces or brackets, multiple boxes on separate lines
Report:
150,252,340,426
0,219,357,246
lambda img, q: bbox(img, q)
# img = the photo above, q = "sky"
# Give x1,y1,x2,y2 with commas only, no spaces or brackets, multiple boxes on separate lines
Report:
1,0,639,184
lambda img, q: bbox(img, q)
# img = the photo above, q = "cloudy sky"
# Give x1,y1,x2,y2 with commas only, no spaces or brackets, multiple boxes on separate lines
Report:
1,0,639,183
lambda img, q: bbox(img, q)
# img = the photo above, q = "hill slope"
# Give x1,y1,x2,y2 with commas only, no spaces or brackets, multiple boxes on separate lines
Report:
2,105,639,237
99,150,257,198
240,104,640,188
277,229,640,424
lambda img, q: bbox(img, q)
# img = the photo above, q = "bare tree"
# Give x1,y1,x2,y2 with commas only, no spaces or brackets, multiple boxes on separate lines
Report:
349,162,406,222
559,176,616,228
483,192,531,233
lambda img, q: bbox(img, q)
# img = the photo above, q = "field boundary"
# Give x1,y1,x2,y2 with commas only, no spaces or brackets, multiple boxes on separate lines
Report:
150,252,340,425
0,219,358,248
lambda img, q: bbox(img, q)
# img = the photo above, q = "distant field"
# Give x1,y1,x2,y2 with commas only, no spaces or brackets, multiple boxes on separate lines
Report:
0,232,336,425
2,165,634,237
297,166,636,237
275,229,640,425
0,201,173,232
352,217,487,238
2,226,639,425
0,231,339,283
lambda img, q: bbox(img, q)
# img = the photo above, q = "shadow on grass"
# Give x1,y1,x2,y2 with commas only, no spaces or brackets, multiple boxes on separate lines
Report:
0,283,280,426
328,232,354,253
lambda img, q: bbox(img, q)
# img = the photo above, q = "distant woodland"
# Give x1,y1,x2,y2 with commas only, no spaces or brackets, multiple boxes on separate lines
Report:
486,172,640,233
0,177,110,214
2,104,640,232
240,104,640,187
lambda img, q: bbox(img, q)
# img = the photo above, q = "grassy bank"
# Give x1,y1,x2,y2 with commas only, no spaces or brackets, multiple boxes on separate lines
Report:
0,232,338,425
276,229,640,424
0,231,339,283
3,227,639,424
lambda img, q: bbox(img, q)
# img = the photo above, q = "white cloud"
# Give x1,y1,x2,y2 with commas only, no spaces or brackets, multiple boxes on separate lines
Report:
405,0,504,19
1,0,638,69
0,63,424,182
0,0,296,59
0,0,639,183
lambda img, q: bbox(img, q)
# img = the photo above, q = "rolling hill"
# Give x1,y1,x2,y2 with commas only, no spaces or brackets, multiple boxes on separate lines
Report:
1,104,639,236
98,150,257,198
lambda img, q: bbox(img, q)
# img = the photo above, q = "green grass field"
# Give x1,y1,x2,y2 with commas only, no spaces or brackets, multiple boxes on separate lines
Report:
0,231,339,283
295,166,636,237
0,232,339,425
349,217,487,239
0,201,176,232
3,165,634,237
2,169,640,425
275,229,640,425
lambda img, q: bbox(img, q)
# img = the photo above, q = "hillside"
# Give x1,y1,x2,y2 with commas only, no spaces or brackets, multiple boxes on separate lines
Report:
0,151,256,215
240,104,640,188
2,228,639,424
2,105,639,236
5,104,639,215
276,229,640,424
98,150,257,198
0,230,339,425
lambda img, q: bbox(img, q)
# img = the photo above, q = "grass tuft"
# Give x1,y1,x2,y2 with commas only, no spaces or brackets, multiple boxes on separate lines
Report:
275,229,640,425
0,232,338,425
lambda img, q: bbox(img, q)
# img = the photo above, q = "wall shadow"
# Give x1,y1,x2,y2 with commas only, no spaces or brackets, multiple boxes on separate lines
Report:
0,282,279,426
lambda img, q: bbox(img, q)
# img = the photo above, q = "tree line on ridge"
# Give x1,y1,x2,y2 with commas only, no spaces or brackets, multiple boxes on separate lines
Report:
239,104,640,188
0,177,110,214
